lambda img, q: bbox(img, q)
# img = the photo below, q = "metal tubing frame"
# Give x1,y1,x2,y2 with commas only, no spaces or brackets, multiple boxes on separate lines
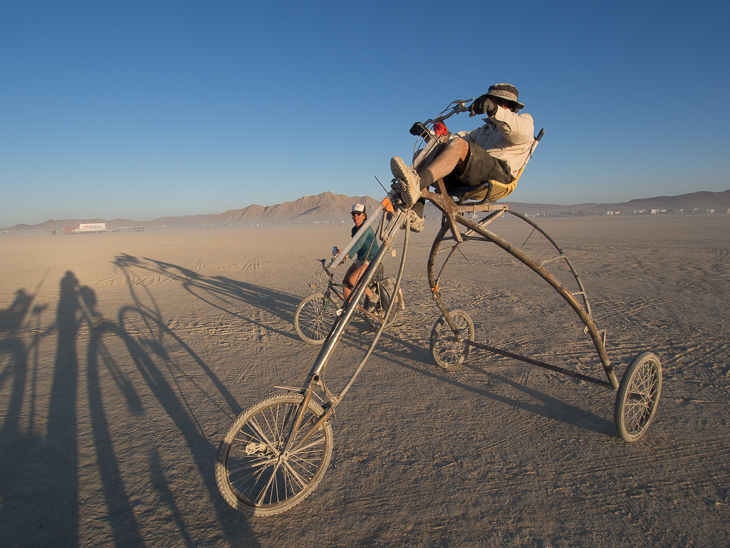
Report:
302,206,409,404
426,200,619,391
464,339,613,389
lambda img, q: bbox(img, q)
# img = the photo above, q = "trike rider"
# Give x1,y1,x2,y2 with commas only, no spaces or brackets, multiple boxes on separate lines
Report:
336,203,380,312
390,83,535,227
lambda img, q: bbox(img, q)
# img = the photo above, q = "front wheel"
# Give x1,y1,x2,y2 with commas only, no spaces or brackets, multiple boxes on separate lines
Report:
430,310,475,370
614,352,662,442
294,293,338,344
215,393,334,516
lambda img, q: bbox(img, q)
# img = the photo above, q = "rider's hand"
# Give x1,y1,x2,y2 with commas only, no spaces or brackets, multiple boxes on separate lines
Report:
409,122,429,138
469,95,496,117
433,122,448,136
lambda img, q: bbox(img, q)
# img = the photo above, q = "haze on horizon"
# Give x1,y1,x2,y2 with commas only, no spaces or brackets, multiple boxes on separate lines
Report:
2,0,729,227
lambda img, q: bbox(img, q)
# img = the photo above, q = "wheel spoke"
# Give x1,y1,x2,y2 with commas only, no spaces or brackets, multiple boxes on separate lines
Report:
295,293,338,344
281,457,309,490
431,311,474,369
217,394,333,515
245,417,280,457
614,352,662,442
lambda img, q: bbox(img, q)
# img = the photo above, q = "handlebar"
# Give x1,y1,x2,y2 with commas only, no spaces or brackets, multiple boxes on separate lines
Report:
411,98,474,147
318,259,334,279
422,98,473,127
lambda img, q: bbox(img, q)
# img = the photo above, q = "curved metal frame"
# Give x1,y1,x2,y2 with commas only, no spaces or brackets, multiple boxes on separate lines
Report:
217,99,661,517
276,198,411,409
425,198,618,390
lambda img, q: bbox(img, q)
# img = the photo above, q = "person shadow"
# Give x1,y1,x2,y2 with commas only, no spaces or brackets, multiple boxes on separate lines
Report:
0,270,260,547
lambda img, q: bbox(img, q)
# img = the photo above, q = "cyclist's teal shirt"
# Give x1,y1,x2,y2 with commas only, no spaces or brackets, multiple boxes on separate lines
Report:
350,225,379,261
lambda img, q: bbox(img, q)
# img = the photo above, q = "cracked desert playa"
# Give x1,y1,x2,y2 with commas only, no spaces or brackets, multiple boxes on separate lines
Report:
1,214,729,547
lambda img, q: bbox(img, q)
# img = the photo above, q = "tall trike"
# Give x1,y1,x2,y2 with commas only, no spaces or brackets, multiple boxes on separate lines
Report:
215,99,662,516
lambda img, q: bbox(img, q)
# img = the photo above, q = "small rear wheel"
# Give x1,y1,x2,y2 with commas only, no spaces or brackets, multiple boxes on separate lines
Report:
430,310,475,370
215,393,334,516
294,293,338,344
614,352,662,442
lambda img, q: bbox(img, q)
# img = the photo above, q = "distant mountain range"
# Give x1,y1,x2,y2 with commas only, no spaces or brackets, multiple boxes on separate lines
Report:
3,189,729,233
507,189,730,216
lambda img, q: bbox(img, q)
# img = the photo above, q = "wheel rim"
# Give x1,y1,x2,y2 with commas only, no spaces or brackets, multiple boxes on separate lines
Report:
224,399,330,510
432,311,473,368
297,295,334,343
622,358,661,437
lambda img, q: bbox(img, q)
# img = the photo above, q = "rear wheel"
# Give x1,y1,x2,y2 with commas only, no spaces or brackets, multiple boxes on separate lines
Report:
614,352,662,442
215,393,334,516
430,310,475,370
294,293,338,344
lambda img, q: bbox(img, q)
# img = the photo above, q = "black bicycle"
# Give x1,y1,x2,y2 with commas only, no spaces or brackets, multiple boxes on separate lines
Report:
294,258,400,344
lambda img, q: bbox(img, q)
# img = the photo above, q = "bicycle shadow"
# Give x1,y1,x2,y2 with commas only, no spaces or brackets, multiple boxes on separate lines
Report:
339,325,615,438
0,270,259,547
113,253,302,341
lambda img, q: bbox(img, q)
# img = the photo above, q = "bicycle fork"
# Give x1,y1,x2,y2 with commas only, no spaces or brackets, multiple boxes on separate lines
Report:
281,209,408,452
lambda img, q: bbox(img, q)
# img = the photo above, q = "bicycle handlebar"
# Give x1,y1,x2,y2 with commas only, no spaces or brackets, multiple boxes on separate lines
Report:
318,258,334,279
423,99,473,127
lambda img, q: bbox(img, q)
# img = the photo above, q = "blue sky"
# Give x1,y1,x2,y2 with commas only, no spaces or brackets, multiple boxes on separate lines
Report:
2,0,729,226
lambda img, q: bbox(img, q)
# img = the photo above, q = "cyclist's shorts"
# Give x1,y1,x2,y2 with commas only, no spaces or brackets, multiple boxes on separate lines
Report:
443,141,511,189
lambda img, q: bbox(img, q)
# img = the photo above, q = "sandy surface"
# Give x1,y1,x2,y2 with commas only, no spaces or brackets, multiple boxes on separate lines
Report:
1,214,729,547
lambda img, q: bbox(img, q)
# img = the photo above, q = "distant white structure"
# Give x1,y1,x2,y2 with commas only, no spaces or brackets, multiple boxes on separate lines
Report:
73,223,107,233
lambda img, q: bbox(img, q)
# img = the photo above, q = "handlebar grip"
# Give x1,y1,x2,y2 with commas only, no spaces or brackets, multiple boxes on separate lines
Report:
409,122,429,137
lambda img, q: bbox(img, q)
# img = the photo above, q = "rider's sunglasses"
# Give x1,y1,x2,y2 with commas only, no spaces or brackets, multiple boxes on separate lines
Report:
351,212,364,217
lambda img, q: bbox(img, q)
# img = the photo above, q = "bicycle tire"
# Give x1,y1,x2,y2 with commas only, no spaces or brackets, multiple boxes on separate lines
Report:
215,393,334,516
294,293,338,344
430,310,475,370
614,352,662,442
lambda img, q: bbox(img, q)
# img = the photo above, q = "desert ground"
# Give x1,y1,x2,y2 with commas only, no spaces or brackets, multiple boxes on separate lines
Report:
1,213,729,547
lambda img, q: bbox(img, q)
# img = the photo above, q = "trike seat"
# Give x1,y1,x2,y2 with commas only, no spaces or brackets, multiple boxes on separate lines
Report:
446,128,545,205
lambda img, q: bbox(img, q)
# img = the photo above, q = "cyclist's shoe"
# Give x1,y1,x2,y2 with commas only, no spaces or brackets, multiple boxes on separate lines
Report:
407,209,425,233
390,156,421,206
386,208,424,233
365,293,379,312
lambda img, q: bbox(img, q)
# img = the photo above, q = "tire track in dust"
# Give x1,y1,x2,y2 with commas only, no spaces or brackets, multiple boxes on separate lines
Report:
240,255,260,271
563,437,729,485
473,436,730,510
677,246,730,291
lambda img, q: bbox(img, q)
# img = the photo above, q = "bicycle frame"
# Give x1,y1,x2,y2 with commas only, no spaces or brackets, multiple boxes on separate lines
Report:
283,202,409,408
315,259,389,327
425,200,619,390
216,98,661,517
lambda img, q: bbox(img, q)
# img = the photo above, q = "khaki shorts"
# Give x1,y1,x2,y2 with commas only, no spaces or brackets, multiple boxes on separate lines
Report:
443,141,511,189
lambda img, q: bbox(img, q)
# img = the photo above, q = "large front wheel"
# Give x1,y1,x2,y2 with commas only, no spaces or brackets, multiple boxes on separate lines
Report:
294,293,338,344
614,352,662,442
215,393,334,516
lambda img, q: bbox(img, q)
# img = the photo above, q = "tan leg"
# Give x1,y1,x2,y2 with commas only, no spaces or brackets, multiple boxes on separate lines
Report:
421,137,469,182
343,263,374,301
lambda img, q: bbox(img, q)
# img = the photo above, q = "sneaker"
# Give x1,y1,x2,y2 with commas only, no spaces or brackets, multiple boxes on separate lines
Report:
386,208,424,233
390,156,421,206
407,209,425,233
365,293,379,312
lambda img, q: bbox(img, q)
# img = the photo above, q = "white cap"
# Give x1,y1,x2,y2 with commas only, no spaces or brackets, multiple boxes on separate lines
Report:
352,203,366,213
